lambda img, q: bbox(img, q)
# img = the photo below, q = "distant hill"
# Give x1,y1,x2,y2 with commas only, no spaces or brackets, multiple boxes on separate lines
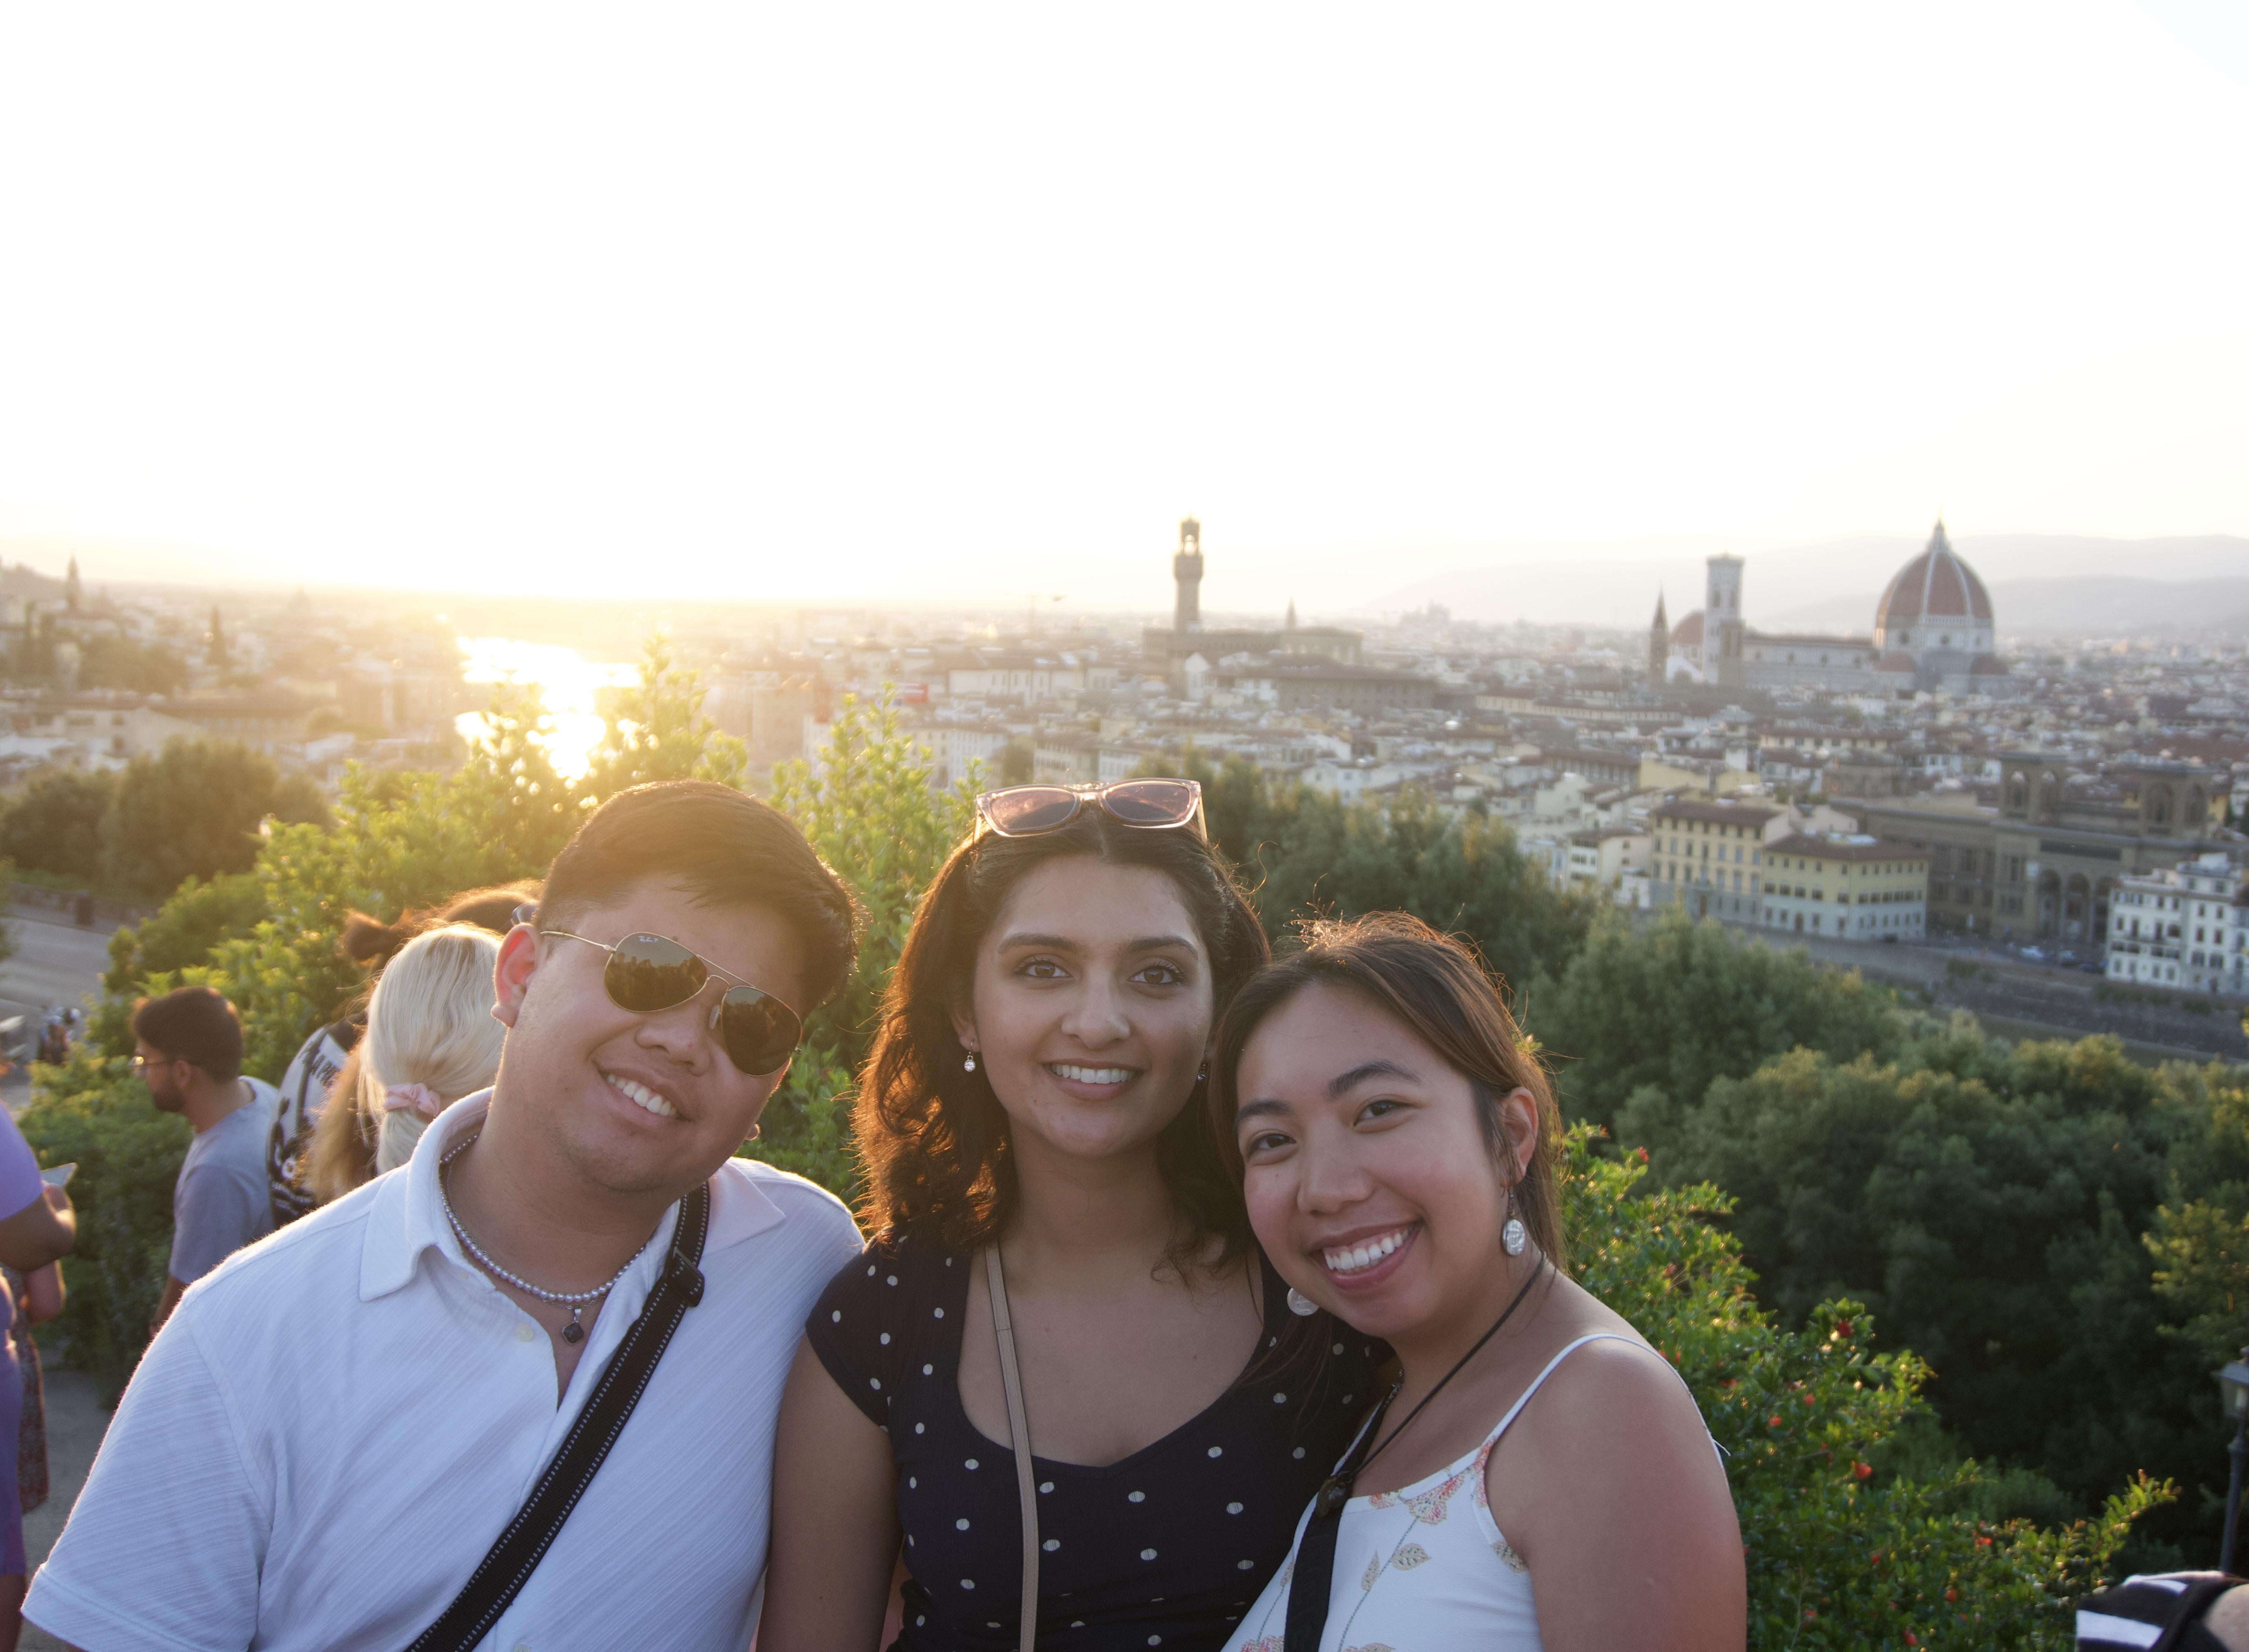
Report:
1768,575,2249,637
1367,533,2249,630
0,559,69,602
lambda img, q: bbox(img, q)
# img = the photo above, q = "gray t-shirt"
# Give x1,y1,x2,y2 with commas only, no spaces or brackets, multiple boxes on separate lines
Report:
171,1081,281,1285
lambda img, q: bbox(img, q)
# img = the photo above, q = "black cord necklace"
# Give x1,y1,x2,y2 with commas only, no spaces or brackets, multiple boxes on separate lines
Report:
1283,1256,1550,1649
1311,1256,1549,1518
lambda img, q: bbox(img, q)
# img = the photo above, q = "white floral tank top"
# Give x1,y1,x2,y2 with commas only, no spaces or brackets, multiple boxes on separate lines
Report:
1221,1333,1650,1652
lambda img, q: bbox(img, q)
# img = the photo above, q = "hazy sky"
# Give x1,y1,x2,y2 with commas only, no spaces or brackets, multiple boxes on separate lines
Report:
1,3,2243,613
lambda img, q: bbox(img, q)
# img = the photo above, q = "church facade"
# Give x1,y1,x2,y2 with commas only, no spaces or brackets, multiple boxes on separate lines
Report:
1658,523,2019,698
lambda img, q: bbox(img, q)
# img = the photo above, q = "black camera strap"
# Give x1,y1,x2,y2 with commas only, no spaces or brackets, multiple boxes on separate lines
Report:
405,1180,712,1652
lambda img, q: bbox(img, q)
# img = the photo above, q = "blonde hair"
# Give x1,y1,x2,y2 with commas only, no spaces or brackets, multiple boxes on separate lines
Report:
360,924,506,1175
304,1043,369,1204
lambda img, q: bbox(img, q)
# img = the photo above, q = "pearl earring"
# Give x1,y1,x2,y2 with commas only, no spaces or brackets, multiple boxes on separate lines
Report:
963,1053,977,1073
1286,1287,1319,1317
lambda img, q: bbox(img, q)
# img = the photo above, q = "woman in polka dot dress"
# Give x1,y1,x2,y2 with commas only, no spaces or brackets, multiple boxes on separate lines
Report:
1210,914,1744,1652
762,785,1385,1652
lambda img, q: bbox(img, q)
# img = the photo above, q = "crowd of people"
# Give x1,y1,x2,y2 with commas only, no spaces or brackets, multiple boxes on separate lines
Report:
0,776,2240,1649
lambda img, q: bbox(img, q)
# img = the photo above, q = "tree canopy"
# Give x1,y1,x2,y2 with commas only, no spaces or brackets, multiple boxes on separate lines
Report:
1530,905,1906,1130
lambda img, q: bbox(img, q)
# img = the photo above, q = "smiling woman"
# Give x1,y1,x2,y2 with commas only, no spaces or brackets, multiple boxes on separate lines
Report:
760,793,1392,1652
1209,913,1744,1652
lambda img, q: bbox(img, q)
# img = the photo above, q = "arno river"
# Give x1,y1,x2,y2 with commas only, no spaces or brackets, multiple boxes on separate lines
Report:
453,636,638,781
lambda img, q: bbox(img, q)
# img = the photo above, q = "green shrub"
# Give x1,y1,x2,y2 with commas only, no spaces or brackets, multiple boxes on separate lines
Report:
87,872,270,1054
1616,1031,2242,1565
1568,1129,2164,1646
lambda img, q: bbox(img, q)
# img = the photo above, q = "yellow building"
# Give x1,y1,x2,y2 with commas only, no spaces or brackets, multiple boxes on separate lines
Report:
1761,833,1929,940
1649,797,1780,922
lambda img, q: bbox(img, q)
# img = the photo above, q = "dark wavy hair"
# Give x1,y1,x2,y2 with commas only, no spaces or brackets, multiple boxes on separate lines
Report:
854,805,1270,1269
1209,910,1567,1270
339,880,543,969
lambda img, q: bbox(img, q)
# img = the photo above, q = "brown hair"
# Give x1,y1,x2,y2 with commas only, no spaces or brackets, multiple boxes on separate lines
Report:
337,880,543,970
539,781,861,1011
1209,910,1566,1270
131,986,244,1082
854,807,1270,1265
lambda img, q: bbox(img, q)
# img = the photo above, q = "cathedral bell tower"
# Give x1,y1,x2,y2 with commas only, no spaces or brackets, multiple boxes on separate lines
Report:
1173,517,1203,633
1705,555,1745,689
1649,590,1669,681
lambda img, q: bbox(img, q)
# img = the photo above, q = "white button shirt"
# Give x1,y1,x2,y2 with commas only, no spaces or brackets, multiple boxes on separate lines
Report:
27,1094,861,1652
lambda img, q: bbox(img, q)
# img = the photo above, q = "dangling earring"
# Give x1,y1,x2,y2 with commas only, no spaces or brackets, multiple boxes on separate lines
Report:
963,1052,977,1073
1502,1181,1528,1257
1286,1287,1319,1317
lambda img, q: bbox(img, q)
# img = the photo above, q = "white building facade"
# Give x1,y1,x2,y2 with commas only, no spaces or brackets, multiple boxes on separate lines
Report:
2107,852,2247,994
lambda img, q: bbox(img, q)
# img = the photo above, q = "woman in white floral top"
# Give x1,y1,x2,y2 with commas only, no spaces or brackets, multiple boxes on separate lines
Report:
1210,913,1744,1652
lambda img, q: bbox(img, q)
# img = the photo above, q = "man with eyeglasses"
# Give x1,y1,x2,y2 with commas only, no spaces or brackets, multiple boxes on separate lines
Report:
30,781,867,1652
130,985,281,1337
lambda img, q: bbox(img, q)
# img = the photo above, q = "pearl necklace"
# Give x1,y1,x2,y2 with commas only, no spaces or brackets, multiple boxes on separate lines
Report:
439,1135,659,1344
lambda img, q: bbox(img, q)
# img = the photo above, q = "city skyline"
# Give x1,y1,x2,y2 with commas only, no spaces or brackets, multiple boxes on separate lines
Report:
1,4,2244,606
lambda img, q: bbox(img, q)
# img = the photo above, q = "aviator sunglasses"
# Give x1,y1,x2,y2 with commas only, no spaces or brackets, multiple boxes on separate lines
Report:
973,777,1205,840
534,924,804,1076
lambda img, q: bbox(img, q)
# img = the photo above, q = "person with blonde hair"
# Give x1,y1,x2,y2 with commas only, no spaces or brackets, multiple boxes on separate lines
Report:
356,923,508,1176
271,880,538,1220
306,924,508,1196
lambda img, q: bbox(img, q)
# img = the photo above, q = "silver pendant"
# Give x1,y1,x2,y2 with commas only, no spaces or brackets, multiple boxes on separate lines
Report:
1286,1286,1320,1317
1502,1217,1528,1257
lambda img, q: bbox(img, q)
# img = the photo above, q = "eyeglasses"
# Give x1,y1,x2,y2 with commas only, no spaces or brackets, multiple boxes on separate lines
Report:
539,930,804,1077
973,778,1205,840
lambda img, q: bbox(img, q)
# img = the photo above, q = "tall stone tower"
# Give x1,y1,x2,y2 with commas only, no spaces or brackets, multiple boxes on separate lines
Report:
1649,591,1669,681
1705,555,1745,689
1173,517,1203,633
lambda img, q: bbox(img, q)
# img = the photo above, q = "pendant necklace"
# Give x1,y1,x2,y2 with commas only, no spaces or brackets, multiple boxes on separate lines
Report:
439,1134,658,1344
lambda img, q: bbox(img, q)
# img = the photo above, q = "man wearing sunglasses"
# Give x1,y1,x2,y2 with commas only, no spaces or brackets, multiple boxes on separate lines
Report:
31,781,867,1652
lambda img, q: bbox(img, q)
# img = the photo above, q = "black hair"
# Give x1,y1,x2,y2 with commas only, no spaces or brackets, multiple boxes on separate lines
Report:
539,781,863,1010
132,985,245,1082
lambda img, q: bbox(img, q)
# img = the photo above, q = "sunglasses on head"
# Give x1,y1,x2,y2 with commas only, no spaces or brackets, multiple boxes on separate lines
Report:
538,929,803,1077
973,777,1205,840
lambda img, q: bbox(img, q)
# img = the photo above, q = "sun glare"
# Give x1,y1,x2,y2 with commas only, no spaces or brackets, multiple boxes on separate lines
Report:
453,636,638,782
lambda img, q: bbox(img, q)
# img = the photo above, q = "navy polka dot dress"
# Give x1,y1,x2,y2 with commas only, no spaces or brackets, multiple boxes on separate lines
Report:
806,1226,1385,1650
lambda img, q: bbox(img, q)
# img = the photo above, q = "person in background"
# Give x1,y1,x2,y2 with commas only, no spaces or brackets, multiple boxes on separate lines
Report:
1213,913,1743,1652
0,1106,72,1652
354,923,506,1175
133,986,280,1337
271,880,538,1221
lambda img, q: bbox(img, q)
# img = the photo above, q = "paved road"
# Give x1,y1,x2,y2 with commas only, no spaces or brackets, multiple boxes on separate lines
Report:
0,913,117,1114
19,1367,104,1652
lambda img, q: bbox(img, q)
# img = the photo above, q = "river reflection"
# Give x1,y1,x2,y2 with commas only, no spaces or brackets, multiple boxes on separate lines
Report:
453,636,637,782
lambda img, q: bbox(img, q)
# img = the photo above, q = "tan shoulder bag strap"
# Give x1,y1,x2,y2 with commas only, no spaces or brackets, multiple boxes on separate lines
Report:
984,1245,1040,1652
